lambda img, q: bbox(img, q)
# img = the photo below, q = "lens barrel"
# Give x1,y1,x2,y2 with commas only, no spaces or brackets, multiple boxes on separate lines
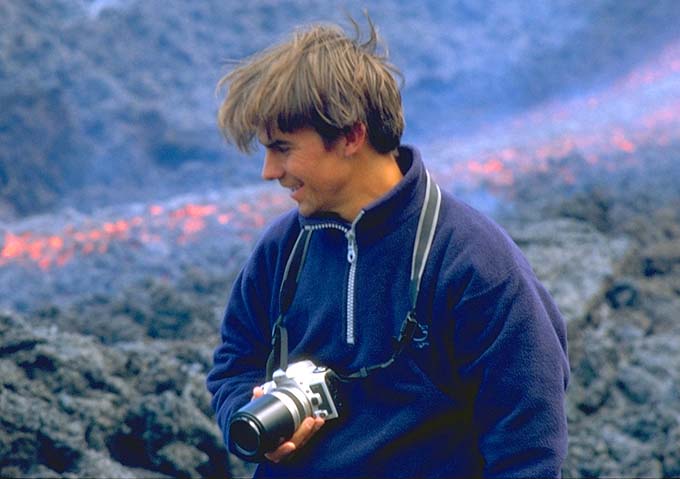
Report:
229,389,308,461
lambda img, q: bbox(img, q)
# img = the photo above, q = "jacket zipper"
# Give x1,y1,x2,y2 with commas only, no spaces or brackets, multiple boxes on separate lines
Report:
304,211,364,345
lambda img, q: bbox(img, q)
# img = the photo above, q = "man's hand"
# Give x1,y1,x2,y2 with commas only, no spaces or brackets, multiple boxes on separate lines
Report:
252,386,325,463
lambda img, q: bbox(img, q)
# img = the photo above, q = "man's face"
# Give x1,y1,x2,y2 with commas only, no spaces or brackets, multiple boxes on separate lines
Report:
259,127,358,220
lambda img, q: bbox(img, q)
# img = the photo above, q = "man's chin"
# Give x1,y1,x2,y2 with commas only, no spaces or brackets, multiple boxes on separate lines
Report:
296,203,314,217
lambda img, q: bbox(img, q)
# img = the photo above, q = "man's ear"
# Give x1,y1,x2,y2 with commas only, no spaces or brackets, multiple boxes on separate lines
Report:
343,122,367,156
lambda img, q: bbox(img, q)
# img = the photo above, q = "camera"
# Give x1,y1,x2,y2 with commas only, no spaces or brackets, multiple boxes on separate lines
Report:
229,360,341,461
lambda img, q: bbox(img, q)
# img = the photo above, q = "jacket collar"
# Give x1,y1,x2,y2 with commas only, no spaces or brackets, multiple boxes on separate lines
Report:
298,145,428,245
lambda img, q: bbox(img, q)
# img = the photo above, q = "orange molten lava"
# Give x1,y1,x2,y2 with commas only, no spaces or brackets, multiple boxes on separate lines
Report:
0,191,290,270
2,41,680,271
432,40,680,192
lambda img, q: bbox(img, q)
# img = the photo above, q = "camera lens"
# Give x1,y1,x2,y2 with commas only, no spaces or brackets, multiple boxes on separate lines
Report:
229,389,309,461
229,417,262,455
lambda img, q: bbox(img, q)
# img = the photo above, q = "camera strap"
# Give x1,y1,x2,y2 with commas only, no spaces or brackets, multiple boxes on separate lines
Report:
341,171,441,380
266,228,314,380
266,171,441,382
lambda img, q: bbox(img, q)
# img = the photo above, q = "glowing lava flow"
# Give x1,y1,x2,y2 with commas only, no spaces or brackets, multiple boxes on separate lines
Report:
2,41,680,272
0,189,291,270
428,40,680,193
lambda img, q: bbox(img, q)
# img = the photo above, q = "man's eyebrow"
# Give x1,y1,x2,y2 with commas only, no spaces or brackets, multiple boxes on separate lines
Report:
263,139,292,149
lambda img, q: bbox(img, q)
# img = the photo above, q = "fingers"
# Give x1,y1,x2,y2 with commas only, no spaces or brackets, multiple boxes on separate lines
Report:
291,416,324,449
265,416,325,463
250,385,325,463
251,386,264,400
265,440,296,463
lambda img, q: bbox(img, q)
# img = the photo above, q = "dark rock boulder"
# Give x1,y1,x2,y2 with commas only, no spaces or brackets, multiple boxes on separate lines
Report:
0,312,233,477
505,217,629,322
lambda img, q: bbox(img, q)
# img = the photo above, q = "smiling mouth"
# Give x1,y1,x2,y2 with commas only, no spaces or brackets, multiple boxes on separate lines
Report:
285,183,303,193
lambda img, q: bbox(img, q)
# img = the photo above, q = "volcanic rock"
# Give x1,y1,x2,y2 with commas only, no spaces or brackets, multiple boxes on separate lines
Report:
561,204,680,478
0,311,236,478
1,209,630,478
505,217,628,322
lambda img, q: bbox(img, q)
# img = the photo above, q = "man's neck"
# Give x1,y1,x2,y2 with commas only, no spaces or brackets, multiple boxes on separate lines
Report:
341,149,403,222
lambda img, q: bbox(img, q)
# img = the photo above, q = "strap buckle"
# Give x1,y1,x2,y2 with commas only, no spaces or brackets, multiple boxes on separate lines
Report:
393,310,418,349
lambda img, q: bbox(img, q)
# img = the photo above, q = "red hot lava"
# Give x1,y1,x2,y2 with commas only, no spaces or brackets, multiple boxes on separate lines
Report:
2,41,680,271
431,40,680,193
0,190,290,270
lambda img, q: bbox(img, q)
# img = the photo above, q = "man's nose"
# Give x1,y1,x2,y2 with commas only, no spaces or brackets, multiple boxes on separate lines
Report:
261,150,283,181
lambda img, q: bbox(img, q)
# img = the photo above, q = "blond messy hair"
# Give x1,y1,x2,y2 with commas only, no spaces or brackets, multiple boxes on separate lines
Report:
216,17,404,154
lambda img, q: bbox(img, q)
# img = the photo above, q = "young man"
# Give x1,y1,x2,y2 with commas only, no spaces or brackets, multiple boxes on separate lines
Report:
207,19,569,478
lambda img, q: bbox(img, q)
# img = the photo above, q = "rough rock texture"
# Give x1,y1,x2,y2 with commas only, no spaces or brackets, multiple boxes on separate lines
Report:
505,217,628,322
0,211,625,478
562,205,680,478
2,192,680,478
0,312,239,478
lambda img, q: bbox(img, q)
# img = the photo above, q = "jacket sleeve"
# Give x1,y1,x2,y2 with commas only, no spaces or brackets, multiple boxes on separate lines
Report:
453,264,570,478
205,244,275,450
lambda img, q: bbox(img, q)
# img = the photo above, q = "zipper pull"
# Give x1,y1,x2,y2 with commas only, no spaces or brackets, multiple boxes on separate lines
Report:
345,211,364,264
346,229,357,264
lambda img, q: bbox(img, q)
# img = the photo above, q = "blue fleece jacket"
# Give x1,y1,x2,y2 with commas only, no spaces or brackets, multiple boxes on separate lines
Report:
206,146,569,478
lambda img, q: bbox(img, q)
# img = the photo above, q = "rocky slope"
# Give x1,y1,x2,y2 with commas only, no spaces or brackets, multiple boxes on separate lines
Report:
502,165,680,477
0,312,237,477
3,203,664,477
563,204,680,477
0,309,282,478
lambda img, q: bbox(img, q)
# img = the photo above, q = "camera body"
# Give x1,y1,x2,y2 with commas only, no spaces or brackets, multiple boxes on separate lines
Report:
229,360,341,461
